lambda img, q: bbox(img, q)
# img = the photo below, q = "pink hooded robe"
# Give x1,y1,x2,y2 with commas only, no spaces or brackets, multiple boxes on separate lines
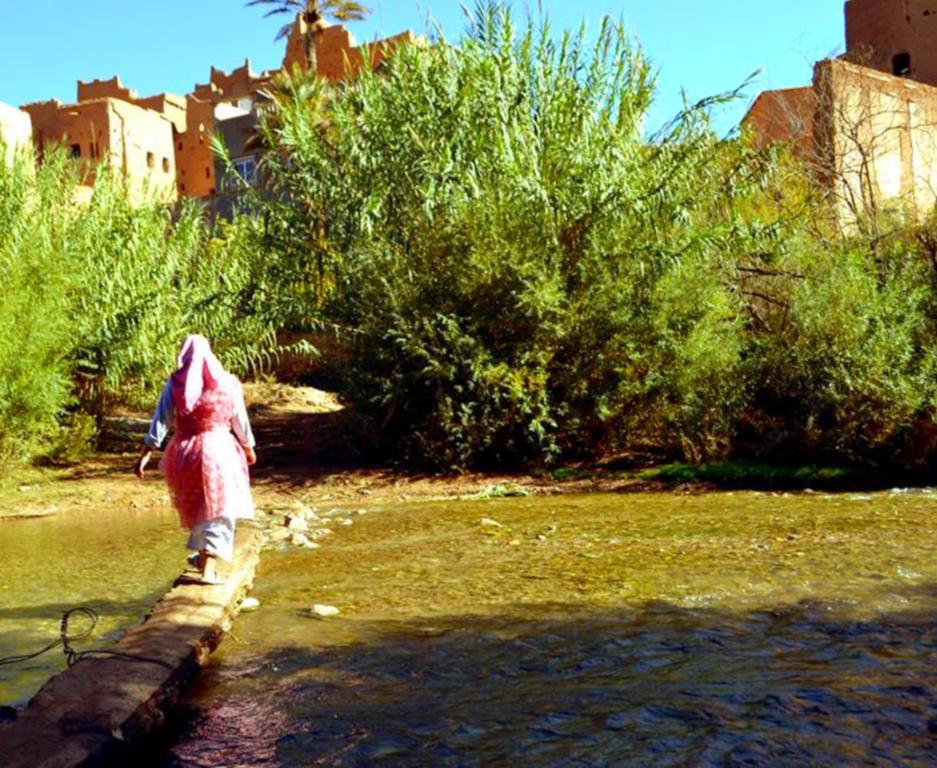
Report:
160,335,255,530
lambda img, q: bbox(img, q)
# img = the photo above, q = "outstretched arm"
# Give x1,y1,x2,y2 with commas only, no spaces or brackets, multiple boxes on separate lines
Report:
136,382,173,478
231,381,257,466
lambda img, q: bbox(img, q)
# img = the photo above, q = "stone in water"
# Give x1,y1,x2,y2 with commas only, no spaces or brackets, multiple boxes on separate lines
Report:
241,597,261,612
285,515,309,532
311,604,340,618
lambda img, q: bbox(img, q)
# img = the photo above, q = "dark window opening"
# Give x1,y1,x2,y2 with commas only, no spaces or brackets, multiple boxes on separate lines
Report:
893,52,911,76
205,167,211,179
146,151,155,169
162,157,170,173
181,183,186,193
70,144,81,158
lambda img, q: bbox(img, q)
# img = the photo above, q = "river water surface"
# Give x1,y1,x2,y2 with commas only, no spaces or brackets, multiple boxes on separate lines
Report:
157,491,937,766
0,506,181,706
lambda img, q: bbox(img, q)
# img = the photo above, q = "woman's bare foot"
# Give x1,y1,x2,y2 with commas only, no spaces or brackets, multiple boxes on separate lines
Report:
200,553,225,585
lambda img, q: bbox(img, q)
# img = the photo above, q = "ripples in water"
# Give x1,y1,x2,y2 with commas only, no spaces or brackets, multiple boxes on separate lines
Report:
160,492,937,766
162,604,937,767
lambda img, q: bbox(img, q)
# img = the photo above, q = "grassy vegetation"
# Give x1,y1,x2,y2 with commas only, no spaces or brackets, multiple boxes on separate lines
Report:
0,148,276,465
638,462,859,489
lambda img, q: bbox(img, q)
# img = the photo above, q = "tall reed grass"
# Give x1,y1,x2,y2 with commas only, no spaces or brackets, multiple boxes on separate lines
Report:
0,146,274,463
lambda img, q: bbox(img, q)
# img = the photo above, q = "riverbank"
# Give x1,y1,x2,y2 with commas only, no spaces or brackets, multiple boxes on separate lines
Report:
0,383,927,523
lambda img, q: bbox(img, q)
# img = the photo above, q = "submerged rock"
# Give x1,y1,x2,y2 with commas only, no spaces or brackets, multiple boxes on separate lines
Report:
310,604,340,618
240,597,261,612
290,533,320,549
285,515,309,532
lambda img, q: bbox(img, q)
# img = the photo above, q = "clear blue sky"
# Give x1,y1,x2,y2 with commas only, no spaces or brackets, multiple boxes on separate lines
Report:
0,1,845,134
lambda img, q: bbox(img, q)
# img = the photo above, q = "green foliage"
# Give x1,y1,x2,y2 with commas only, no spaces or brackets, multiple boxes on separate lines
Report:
639,461,855,489
749,227,937,467
225,3,937,474
253,5,781,468
0,146,275,464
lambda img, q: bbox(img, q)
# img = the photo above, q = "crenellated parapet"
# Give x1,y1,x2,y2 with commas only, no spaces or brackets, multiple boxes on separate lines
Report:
15,15,417,203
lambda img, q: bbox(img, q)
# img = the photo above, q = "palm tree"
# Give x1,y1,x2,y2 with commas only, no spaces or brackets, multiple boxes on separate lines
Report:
247,0,370,76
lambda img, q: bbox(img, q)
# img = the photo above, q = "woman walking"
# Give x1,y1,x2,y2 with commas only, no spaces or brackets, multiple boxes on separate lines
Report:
135,334,257,584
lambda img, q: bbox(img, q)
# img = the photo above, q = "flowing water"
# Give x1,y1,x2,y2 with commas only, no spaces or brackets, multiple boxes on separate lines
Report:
0,507,182,707
157,491,937,767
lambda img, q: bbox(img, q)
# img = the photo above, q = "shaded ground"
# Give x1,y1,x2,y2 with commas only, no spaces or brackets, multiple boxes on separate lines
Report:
0,384,643,523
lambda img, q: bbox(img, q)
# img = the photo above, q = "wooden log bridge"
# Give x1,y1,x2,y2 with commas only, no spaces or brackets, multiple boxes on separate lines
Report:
0,527,264,768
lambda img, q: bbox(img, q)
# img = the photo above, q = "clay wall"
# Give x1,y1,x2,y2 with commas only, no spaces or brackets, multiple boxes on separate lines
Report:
742,87,816,156
192,60,271,106
22,99,108,170
107,99,177,202
135,93,187,133
175,95,216,198
22,98,176,201
814,57,937,222
77,76,138,103
0,102,32,165
845,0,937,86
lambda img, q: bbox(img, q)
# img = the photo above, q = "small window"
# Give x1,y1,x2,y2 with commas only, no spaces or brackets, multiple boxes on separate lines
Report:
146,151,155,169
893,52,911,76
209,187,216,195
205,167,211,179
181,183,186,193
162,157,170,173
70,144,81,158
233,155,257,185
177,141,183,151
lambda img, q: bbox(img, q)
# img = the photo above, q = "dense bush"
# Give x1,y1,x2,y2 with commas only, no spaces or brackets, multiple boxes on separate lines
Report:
0,146,274,463
748,227,937,469
247,4,937,472
251,6,800,468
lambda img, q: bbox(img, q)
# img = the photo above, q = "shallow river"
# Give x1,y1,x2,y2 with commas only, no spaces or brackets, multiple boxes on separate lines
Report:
157,491,937,767
0,507,182,706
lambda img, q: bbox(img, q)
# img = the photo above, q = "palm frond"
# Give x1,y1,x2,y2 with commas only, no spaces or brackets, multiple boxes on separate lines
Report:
321,0,370,22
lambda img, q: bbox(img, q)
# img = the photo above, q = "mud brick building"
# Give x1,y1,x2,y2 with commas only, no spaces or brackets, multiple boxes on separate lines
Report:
2,16,417,204
844,0,937,85
744,0,937,223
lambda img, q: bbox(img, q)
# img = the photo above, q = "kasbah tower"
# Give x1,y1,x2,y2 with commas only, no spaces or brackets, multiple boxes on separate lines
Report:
845,0,937,83
0,16,417,204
